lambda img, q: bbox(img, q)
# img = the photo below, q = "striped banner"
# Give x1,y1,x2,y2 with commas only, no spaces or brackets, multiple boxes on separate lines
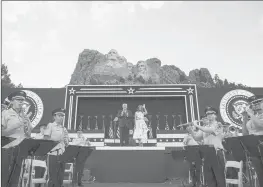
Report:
69,132,105,146
156,130,187,147
104,139,157,146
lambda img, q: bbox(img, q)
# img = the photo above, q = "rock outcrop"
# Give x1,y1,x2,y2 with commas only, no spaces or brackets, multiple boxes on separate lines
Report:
69,49,215,87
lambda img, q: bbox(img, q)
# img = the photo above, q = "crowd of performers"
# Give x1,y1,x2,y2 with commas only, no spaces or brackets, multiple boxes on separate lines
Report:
1,91,91,187
182,95,263,187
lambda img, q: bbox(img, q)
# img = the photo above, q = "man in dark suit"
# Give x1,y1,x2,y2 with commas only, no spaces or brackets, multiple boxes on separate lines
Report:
117,103,133,146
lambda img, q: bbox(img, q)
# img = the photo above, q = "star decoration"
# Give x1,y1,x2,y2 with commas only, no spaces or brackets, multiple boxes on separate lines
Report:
160,139,162,142
69,87,76,95
166,139,168,142
100,139,103,141
179,139,182,142
187,87,194,94
127,87,135,94
94,139,97,142
172,139,175,142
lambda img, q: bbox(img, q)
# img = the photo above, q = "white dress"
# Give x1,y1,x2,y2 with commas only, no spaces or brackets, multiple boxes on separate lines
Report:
133,111,149,143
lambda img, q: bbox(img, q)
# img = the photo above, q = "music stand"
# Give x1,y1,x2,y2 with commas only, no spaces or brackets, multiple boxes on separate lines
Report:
238,135,261,187
60,145,81,163
1,136,15,147
60,145,94,187
238,135,261,158
223,137,246,162
15,139,58,187
258,135,263,163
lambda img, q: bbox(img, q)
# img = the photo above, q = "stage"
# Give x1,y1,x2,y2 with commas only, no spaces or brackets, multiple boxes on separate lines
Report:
83,147,189,183
64,182,185,187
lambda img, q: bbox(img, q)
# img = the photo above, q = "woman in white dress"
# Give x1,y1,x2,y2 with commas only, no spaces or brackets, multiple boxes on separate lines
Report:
133,104,149,146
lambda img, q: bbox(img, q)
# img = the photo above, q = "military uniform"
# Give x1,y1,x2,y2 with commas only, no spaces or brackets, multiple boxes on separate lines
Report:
192,107,226,187
72,132,86,146
1,91,32,187
45,108,69,187
203,121,226,187
244,96,263,187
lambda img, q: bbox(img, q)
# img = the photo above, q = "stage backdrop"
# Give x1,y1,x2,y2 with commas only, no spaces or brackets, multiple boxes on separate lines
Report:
2,86,263,132
77,97,186,138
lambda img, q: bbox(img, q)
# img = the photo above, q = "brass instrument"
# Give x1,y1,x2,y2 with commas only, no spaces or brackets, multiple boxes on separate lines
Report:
177,120,204,128
62,127,69,147
223,124,239,138
228,125,238,134
20,111,32,138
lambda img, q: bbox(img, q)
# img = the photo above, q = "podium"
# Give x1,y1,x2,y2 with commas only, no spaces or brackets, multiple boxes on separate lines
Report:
60,145,94,187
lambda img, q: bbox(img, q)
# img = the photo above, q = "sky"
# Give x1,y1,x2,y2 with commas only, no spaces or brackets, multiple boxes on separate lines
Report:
2,1,263,88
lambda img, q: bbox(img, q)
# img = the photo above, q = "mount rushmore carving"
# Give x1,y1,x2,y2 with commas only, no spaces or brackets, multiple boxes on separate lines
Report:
69,49,215,87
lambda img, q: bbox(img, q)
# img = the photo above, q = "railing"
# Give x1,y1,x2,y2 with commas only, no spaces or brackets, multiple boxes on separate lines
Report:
71,114,187,138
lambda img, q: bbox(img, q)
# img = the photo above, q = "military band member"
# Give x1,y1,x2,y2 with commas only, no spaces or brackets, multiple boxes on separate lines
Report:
44,108,69,187
72,130,86,146
184,122,203,187
190,106,226,187
1,91,32,187
242,95,263,187
34,124,46,139
183,126,199,146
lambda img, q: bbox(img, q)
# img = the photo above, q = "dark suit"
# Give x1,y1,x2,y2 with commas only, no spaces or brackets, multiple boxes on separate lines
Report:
117,109,133,146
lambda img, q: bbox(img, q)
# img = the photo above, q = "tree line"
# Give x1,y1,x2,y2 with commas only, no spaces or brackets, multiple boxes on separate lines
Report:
2,64,23,88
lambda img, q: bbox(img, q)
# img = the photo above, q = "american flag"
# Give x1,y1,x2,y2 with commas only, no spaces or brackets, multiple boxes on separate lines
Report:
164,122,170,131
116,126,120,138
108,124,114,138
148,125,153,139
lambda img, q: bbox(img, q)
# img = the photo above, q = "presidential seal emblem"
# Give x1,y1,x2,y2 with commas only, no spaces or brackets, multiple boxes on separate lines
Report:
22,90,44,128
220,89,254,128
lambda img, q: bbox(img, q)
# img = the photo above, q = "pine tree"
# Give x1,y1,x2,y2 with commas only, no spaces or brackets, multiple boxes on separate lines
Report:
2,64,15,88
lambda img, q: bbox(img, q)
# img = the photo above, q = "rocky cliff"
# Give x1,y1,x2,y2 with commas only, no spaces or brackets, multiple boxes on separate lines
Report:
69,49,215,87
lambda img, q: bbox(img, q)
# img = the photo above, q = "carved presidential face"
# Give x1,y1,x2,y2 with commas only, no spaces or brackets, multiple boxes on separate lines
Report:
127,63,133,71
137,61,147,73
107,49,119,61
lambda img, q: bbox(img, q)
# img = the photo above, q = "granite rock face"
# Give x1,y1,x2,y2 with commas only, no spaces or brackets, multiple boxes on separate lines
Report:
69,49,215,87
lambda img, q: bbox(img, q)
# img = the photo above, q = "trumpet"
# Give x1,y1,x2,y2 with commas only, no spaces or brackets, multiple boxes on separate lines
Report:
223,124,239,137
177,120,204,128
228,125,238,133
